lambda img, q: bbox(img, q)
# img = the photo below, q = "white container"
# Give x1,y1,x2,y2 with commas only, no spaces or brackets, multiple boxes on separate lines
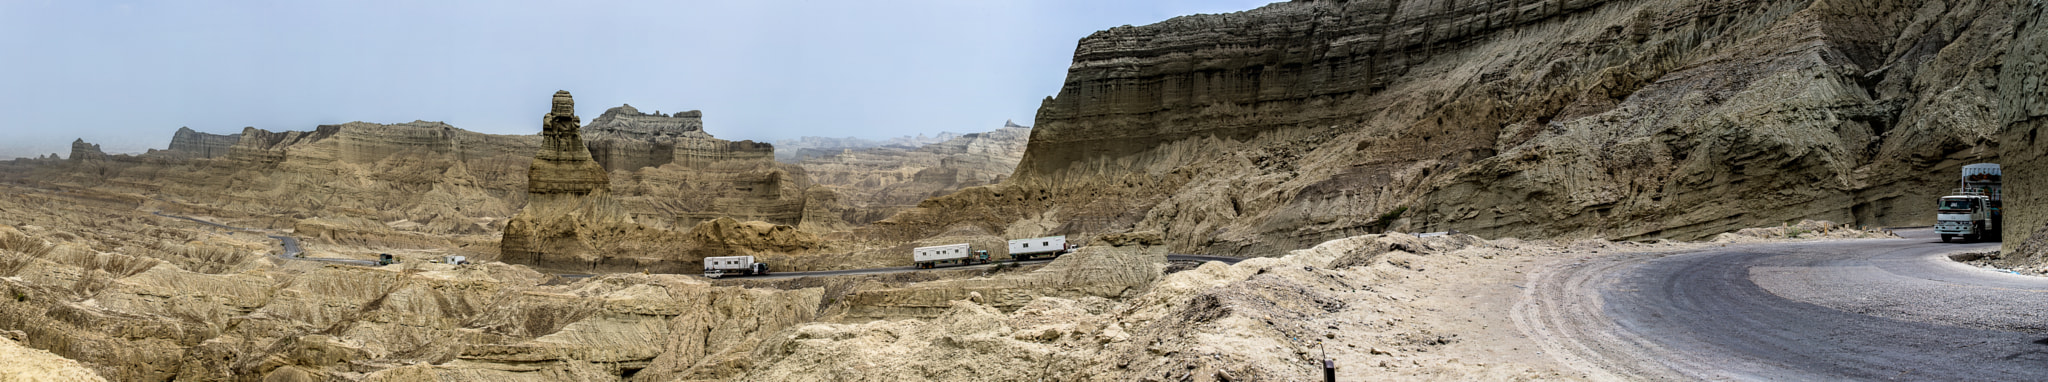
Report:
704,256,757,271
1008,236,1069,256
913,243,972,263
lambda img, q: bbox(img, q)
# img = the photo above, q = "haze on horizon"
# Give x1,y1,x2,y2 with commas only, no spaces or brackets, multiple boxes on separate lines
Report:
0,0,1275,159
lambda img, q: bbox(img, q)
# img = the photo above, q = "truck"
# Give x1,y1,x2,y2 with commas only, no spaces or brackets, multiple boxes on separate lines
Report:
1937,163,2003,243
913,243,989,269
1008,236,1076,261
703,256,769,278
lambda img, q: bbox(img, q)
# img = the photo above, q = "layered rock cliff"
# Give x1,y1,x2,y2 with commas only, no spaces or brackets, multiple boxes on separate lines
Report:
500,91,640,270
497,92,833,273
1995,1,2048,268
774,132,963,163
882,0,2026,255
798,123,1031,224
154,127,241,159
65,139,104,162
30,94,846,265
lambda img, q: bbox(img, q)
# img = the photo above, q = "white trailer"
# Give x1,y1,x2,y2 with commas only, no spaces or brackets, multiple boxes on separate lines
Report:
1007,236,1075,260
703,256,769,278
913,243,988,269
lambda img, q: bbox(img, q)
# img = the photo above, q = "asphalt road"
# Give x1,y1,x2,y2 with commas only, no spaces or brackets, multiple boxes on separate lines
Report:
1517,229,2048,381
153,211,377,266
568,253,1244,280
152,206,1247,279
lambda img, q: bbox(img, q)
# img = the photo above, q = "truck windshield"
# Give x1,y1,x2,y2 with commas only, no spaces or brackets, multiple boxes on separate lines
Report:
1941,199,1976,210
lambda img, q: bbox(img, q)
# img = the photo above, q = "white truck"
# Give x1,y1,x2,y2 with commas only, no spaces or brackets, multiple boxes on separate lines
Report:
913,243,989,269
1937,163,2003,243
1008,236,1076,261
703,256,769,278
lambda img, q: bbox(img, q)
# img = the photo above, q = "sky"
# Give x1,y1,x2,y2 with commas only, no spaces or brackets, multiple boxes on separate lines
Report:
0,0,1277,158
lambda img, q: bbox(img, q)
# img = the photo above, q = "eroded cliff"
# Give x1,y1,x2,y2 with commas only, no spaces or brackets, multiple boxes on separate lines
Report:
882,0,2025,256
1992,1,2048,269
798,123,1031,224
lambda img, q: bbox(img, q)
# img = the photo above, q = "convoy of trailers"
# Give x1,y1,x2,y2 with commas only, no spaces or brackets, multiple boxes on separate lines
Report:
913,243,990,269
915,236,1077,269
702,236,1081,277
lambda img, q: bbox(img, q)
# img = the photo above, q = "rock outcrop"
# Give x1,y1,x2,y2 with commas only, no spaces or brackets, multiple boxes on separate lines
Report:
527,91,613,199
0,198,828,381
880,0,2025,256
161,127,239,159
23,93,851,268
500,91,658,272
0,336,105,381
496,92,833,273
1996,1,2048,268
65,139,104,162
798,123,1031,224
774,133,962,163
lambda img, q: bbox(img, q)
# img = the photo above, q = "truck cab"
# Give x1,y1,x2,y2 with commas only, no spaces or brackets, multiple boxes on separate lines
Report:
1935,163,2003,243
1935,192,1999,242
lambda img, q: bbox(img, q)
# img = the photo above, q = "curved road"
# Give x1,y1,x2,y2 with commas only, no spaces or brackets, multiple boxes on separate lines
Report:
576,253,1243,280
153,211,378,266
1518,229,2048,380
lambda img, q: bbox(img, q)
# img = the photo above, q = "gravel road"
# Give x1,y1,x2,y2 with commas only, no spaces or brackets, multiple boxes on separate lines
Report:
1516,229,2048,380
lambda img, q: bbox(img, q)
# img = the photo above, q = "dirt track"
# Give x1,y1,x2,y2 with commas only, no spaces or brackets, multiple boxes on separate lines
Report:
1516,229,2048,380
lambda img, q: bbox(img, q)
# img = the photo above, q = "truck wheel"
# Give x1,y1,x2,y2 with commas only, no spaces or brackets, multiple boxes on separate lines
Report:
1941,234,1953,243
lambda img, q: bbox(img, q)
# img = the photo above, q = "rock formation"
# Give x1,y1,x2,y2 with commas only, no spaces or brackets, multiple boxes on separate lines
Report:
499,91,648,271
797,122,1031,224
879,0,2025,256
162,127,239,159
20,92,855,269
494,92,838,273
64,139,104,162
1996,1,2048,267
528,91,613,199
774,132,962,163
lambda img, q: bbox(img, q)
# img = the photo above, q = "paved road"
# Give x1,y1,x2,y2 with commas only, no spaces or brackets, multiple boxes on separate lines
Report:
566,253,1245,280
152,206,1247,279
153,211,378,266
1517,229,2048,380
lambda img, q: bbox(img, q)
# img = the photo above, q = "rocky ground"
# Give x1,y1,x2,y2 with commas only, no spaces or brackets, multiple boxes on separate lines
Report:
0,178,1910,380
735,221,1897,381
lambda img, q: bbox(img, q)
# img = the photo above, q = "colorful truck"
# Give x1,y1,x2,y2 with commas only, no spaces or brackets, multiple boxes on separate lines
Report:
1937,163,2002,243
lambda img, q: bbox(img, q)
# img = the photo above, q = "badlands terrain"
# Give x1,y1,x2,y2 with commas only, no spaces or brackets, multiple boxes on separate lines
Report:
1,0,2046,380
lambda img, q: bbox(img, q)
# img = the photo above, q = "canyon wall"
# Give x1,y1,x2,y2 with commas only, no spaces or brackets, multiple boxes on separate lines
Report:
775,132,965,163
883,0,2023,255
1997,1,2047,266
798,123,1031,224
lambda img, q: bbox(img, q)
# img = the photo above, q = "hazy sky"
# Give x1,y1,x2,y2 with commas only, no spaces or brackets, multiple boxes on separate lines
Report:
0,0,1275,158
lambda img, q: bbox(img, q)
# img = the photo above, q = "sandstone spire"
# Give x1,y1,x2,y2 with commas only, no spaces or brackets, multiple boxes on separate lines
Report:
527,90,611,197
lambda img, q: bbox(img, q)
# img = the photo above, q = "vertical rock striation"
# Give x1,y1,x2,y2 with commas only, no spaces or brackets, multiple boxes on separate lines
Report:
1997,0,2048,265
528,91,612,198
163,127,239,159
797,123,1032,224
500,91,636,270
876,0,2022,256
